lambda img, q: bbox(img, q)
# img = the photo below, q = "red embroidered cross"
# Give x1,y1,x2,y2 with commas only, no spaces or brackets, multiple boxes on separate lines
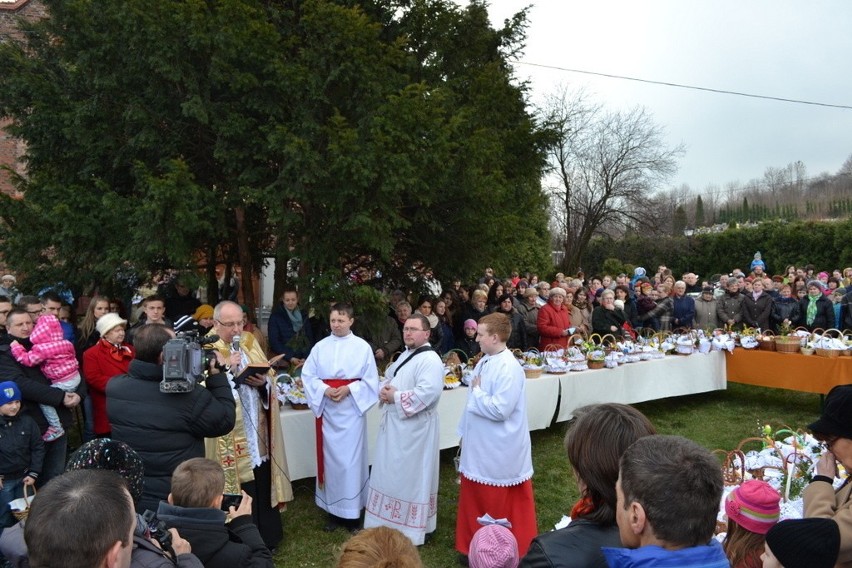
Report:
222,455,235,467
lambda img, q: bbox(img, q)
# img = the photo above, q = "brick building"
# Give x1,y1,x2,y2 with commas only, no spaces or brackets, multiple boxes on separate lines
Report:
0,0,46,197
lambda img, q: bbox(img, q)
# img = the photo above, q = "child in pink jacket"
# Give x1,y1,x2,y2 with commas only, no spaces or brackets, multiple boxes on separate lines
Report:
10,314,81,441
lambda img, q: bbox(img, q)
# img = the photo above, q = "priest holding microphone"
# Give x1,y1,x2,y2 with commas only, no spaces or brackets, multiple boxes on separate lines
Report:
206,300,293,551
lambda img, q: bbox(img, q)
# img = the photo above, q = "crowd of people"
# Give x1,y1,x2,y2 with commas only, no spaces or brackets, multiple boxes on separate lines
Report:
0,260,850,567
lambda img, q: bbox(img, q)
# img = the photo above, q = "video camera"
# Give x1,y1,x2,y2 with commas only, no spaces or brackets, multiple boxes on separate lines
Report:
161,330,220,393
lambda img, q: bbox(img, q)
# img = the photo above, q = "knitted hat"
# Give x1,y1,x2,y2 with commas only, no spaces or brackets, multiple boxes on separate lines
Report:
807,279,825,291
1,275,14,283
96,313,128,337
193,304,214,321
468,525,519,568
765,518,840,568
66,439,145,506
818,271,829,280
634,267,646,277
702,285,714,294
517,280,529,288
809,384,852,439
724,480,780,534
524,287,539,298
464,319,478,330
549,287,566,298
0,381,21,406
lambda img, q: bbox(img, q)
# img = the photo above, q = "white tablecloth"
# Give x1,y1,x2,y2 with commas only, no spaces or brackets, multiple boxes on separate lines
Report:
280,351,726,480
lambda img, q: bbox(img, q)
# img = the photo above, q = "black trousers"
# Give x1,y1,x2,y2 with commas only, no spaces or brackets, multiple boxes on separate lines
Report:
241,460,283,550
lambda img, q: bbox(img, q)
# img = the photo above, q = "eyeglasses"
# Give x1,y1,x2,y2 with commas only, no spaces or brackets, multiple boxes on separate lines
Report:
215,319,244,328
402,327,429,333
0,310,10,316
27,309,43,315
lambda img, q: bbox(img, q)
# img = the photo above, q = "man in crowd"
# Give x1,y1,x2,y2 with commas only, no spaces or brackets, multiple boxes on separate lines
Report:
267,287,314,366
671,281,696,329
603,435,729,567
683,272,702,295
40,291,75,341
0,295,12,337
15,296,44,323
127,294,172,344
107,324,236,512
302,303,379,533
165,276,201,322
206,300,292,550
364,313,443,545
25,470,137,568
0,308,82,485
156,458,273,567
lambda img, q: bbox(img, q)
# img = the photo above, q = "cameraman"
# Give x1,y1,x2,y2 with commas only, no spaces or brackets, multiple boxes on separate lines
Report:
107,324,236,513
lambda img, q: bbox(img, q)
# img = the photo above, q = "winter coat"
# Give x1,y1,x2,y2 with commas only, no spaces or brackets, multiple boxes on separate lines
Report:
538,302,571,350
156,502,273,568
496,308,528,351
693,296,718,330
0,412,44,479
520,519,621,568
0,335,82,435
670,295,696,329
772,297,801,330
516,302,540,348
798,294,834,331
106,360,236,513
716,292,744,329
804,477,852,568
591,307,627,338
82,339,135,435
741,293,774,331
267,305,314,361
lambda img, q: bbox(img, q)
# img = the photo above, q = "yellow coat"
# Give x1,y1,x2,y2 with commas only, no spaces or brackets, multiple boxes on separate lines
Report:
205,332,293,507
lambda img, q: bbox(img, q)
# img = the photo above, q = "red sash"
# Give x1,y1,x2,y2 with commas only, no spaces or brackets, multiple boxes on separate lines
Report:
315,378,360,487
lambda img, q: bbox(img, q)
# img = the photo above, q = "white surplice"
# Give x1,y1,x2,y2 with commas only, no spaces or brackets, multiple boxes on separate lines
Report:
363,346,444,545
302,332,379,518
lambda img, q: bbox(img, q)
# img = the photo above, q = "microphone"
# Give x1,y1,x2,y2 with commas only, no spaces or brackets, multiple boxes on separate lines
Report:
231,334,241,353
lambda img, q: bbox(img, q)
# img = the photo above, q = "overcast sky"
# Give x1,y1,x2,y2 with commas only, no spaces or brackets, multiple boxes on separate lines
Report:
480,0,852,192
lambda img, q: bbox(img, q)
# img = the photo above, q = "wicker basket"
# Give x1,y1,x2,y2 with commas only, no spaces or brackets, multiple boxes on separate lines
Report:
775,336,802,354
587,359,605,370
289,402,309,410
524,367,543,379
815,347,842,359
757,331,776,351
11,484,34,521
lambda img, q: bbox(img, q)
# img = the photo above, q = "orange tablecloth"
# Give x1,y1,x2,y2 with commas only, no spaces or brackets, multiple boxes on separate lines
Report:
725,349,852,394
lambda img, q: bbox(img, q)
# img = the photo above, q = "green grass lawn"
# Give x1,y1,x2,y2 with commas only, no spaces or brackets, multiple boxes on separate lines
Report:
273,383,823,567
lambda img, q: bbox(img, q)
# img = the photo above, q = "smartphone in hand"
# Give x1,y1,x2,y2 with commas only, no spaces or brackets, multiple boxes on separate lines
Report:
221,493,243,511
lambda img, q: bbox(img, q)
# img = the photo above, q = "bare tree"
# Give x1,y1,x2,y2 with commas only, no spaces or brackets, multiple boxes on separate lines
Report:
542,88,684,271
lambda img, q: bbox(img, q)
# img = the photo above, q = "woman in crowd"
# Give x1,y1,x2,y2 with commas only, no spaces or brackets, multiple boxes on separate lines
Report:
415,295,443,350
517,287,540,349
639,284,674,332
75,295,111,358
537,287,572,350
494,293,527,350
772,284,801,331
192,304,215,336
457,289,488,343
614,285,637,327
590,290,627,339
717,278,745,330
804,384,852,567
742,278,774,330
800,280,834,331
694,285,719,330
571,288,592,337
842,267,852,288
635,282,658,332
82,313,135,438
440,289,460,324
514,280,530,309
486,282,505,311
434,299,454,354
783,265,797,285
520,403,656,568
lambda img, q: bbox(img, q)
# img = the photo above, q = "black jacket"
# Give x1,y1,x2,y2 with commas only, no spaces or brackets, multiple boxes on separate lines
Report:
106,360,236,512
520,519,621,568
0,412,44,479
741,293,774,330
798,294,835,331
772,297,801,330
156,503,273,568
0,334,84,435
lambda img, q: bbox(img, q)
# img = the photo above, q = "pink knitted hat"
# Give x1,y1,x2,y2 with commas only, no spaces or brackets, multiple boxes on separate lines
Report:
468,525,519,568
725,480,781,535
